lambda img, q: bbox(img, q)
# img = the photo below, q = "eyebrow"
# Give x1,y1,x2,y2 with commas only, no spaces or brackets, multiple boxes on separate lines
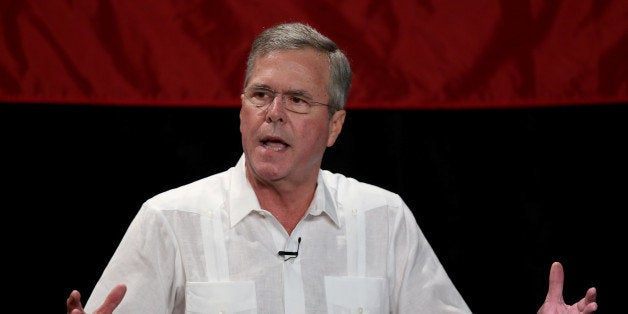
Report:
249,84,314,99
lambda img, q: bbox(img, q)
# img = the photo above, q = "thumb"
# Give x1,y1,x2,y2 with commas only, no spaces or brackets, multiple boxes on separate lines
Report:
544,262,565,304
94,284,127,314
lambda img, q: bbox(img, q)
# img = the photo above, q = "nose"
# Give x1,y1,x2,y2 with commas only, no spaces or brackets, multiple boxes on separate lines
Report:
265,94,286,123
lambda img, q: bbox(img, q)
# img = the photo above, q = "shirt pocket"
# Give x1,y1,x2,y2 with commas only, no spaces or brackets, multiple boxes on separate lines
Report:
324,276,389,314
185,281,257,314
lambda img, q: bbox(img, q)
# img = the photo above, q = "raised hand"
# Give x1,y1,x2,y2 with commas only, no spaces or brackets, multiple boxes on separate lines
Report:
537,262,597,314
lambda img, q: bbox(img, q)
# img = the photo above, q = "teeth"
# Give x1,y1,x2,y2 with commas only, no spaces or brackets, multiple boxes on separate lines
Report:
263,142,286,151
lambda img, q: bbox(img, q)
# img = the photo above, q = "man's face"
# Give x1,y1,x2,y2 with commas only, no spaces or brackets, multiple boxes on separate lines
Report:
239,48,345,187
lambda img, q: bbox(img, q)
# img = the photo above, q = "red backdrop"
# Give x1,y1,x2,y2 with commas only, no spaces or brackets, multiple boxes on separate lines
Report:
1,0,626,109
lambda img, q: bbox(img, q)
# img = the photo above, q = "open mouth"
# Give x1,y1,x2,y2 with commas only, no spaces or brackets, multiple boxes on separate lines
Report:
261,137,289,152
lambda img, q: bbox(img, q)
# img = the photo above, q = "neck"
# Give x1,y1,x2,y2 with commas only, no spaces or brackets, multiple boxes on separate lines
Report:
246,169,318,234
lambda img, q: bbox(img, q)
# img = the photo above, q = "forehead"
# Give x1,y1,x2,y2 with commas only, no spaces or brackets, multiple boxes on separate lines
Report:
249,48,330,94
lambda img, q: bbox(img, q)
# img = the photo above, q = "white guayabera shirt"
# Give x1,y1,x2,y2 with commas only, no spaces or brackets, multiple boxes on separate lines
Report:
85,154,471,314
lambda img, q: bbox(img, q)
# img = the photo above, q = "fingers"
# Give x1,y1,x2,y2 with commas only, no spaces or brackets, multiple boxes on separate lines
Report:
585,287,597,303
583,303,598,314
544,261,565,304
94,284,127,314
577,287,598,313
66,290,84,314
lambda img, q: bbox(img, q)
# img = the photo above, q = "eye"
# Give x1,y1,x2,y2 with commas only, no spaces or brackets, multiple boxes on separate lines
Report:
287,95,310,106
251,89,272,100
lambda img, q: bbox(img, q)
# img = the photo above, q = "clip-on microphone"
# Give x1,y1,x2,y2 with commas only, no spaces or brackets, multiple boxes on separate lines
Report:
278,237,301,261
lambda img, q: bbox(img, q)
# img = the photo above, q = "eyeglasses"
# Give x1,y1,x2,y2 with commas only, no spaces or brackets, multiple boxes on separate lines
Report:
243,87,329,114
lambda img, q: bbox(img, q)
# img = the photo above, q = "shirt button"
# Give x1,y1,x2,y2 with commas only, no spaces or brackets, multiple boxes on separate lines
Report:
352,208,358,215
358,306,364,313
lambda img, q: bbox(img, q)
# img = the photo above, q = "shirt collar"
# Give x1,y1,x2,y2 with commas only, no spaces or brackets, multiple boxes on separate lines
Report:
228,154,261,227
228,154,340,228
308,171,340,227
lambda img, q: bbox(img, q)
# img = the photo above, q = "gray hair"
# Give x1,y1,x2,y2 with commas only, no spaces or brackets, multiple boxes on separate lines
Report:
243,23,352,114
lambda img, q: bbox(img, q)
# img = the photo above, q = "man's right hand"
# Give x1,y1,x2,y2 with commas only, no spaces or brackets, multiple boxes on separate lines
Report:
66,284,127,314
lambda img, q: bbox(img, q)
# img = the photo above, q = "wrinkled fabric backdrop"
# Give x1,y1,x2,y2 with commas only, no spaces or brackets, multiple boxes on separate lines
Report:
1,0,626,107
1,1,626,313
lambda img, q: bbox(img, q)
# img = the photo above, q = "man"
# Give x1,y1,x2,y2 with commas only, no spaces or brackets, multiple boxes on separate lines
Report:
67,22,597,313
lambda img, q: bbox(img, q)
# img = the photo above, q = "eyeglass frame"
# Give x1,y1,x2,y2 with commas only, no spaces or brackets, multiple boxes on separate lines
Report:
242,86,330,114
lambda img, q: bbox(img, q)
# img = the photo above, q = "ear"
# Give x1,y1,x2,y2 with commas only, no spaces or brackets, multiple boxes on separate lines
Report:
239,94,245,133
326,109,346,147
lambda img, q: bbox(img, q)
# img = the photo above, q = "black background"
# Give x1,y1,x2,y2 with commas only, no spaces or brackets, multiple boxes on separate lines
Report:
2,103,624,313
